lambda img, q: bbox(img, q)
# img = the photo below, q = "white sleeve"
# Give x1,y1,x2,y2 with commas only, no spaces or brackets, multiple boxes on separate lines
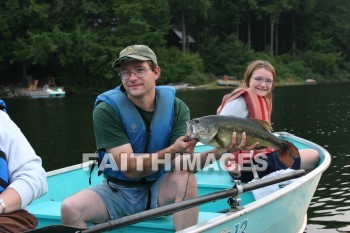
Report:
0,111,48,208
219,96,249,118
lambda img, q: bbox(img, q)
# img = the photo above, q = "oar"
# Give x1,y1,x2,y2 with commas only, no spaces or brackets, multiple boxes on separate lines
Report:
26,169,305,233
24,225,83,233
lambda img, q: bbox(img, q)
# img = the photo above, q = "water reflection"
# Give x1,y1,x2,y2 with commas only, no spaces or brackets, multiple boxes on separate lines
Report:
6,96,96,170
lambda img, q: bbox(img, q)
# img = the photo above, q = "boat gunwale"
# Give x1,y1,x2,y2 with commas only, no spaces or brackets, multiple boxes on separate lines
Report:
46,162,92,177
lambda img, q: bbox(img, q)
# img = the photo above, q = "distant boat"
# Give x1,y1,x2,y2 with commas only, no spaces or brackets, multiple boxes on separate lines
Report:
216,75,241,87
305,79,317,84
15,85,66,98
27,132,330,233
163,83,190,91
42,85,66,98
216,79,241,87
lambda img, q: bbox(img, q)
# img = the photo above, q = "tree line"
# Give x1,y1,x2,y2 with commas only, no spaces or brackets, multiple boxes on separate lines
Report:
1,0,349,93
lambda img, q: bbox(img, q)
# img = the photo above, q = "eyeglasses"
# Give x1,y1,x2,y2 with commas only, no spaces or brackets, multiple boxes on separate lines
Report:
118,67,151,80
252,77,274,85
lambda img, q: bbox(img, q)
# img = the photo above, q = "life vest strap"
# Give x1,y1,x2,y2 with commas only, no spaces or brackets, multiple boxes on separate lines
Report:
0,150,9,193
106,176,155,188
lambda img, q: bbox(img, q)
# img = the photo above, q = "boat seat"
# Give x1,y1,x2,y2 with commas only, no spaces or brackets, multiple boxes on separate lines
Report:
28,200,61,220
132,211,222,231
28,200,222,231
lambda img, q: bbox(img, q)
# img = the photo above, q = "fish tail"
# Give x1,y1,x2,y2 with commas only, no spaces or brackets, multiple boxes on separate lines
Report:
277,141,300,168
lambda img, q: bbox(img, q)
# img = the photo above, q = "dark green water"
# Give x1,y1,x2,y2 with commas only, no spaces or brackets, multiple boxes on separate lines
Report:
4,83,350,232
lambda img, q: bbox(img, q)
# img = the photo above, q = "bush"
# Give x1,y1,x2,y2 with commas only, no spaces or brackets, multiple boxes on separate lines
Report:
183,72,209,85
302,51,342,79
285,61,313,80
274,54,314,82
156,47,205,85
199,34,254,78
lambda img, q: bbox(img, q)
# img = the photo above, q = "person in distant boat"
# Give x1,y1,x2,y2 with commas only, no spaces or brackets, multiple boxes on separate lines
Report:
216,60,320,182
60,45,199,231
0,99,48,233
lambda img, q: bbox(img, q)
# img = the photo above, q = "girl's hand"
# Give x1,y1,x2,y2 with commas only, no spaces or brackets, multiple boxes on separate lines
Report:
227,132,260,153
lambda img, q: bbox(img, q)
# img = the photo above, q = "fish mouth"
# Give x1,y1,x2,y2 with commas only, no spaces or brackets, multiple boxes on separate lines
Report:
185,122,198,141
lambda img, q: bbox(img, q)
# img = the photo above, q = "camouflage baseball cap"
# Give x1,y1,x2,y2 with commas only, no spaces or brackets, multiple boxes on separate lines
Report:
112,45,158,67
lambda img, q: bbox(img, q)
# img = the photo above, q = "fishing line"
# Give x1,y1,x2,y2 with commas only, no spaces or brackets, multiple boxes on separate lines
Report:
181,171,192,201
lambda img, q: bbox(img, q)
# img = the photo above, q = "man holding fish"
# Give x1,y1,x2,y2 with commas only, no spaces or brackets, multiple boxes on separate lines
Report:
61,45,205,231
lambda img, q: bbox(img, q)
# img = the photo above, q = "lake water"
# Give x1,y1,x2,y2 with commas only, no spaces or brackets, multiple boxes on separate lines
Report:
4,82,350,232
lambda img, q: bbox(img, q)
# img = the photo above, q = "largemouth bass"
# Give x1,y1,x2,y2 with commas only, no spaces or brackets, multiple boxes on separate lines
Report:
186,115,299,167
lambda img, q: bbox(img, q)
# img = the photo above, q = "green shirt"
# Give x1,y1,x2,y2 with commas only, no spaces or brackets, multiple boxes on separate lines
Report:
93,98,190,151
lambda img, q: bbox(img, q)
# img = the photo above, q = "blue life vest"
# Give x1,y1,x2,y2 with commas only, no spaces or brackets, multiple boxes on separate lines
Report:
0,99,6,113
0,150,9,193
94,86,175,182
0,99,9,193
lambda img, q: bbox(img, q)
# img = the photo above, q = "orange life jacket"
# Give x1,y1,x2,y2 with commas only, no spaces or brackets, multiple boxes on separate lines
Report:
217,87,271,124
216,88,274,164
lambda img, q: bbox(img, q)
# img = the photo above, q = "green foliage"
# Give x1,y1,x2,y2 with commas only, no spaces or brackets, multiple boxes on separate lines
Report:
302,51,342,79
156,47,206,85
111,0,170,47
199,34,254,78
1,0,350,90
283,60,313,80
276,54,310,80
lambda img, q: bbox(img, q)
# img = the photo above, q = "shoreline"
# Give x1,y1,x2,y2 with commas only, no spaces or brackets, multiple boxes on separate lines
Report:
2,80,349,98
187,79,350,91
